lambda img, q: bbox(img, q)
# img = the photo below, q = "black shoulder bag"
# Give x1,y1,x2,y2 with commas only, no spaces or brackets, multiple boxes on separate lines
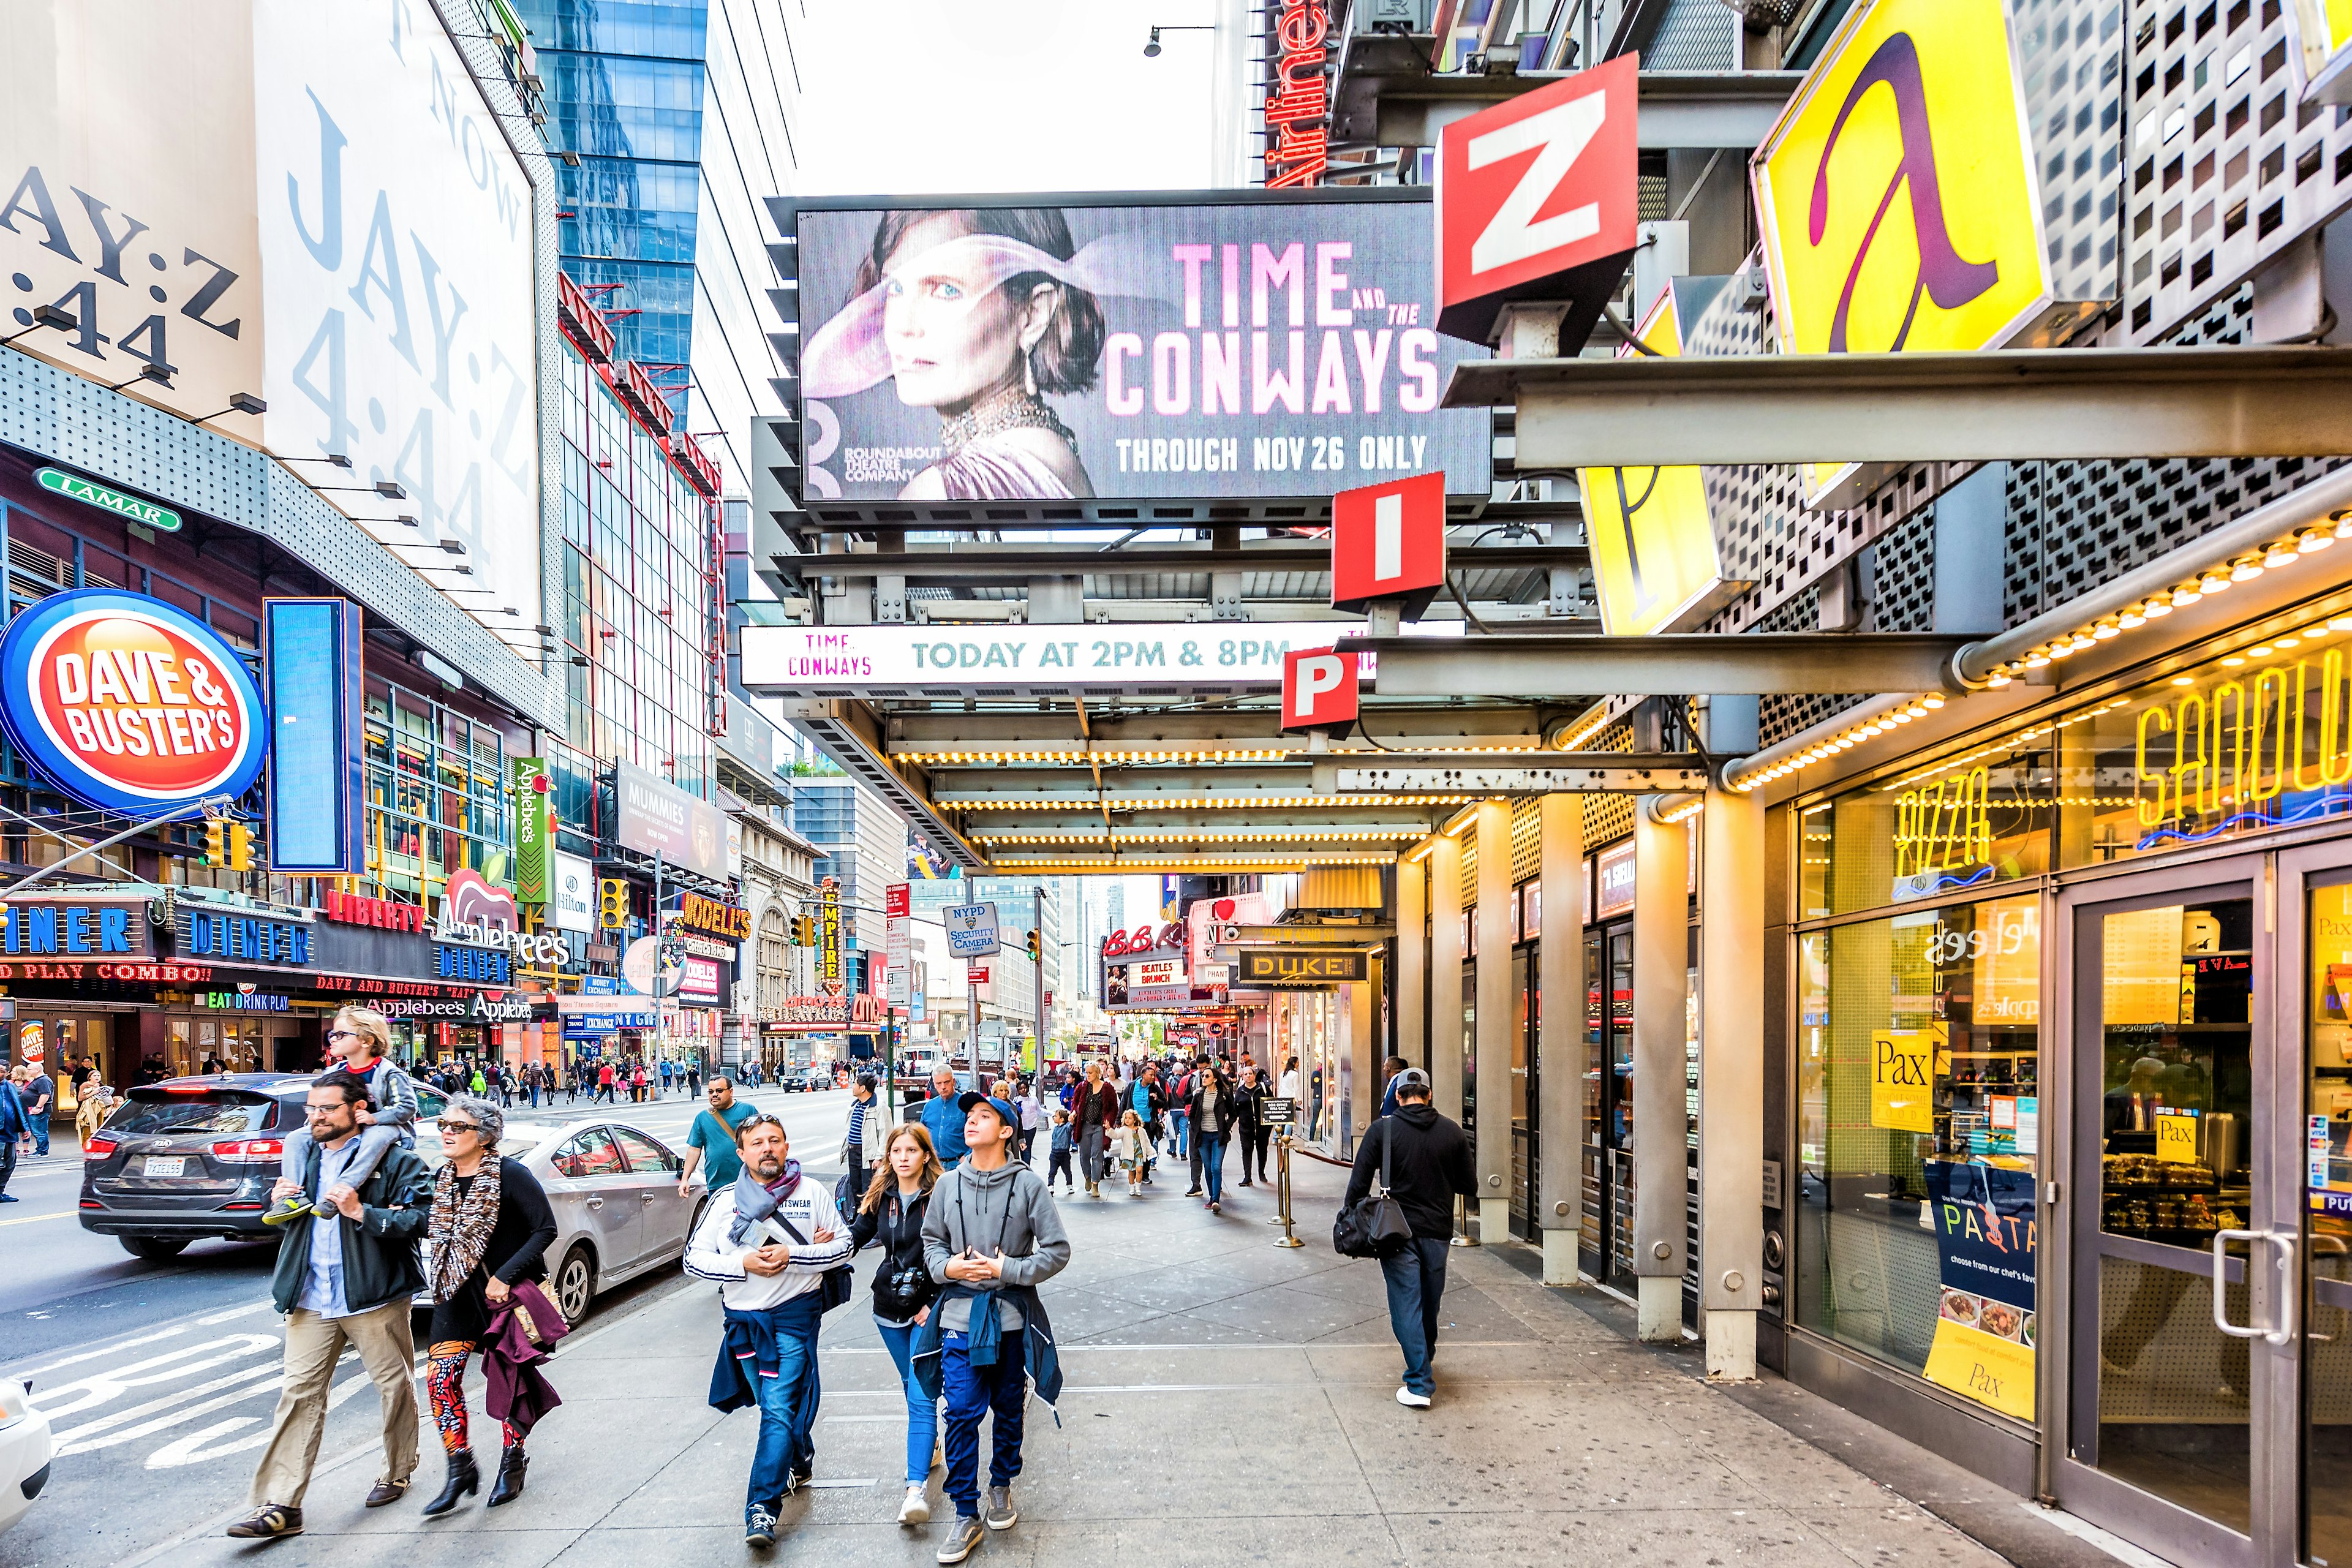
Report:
776,1213,857,1313
1332,1117,1414,1259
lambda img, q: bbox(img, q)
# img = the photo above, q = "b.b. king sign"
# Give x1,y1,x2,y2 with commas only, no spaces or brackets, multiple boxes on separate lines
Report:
0,589,268,816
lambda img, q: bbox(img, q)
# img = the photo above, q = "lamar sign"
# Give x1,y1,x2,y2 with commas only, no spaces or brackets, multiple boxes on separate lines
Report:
1237,946,1369,986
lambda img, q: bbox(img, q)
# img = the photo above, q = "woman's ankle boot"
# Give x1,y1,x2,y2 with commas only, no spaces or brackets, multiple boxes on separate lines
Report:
486,1446,528,1507
421,1449,480,1517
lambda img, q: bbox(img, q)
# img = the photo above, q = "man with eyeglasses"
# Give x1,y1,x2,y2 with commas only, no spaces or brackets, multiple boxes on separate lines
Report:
228,1068,434,1539
265,1006,419,1227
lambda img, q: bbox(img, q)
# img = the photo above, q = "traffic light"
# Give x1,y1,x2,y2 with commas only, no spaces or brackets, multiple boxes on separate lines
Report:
201,820,227,867
598,878,628,929
227,823,252,872
794,913,816,946
1025,929,1040,963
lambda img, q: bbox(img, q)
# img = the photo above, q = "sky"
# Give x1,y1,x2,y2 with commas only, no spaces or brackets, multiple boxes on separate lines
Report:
790,0,1230,197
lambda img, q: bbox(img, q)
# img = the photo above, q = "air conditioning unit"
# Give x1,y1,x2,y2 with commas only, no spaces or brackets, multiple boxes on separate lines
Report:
1352,0,1430,35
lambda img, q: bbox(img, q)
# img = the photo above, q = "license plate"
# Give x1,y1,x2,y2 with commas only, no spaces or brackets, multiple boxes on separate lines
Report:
143,1155,187,1177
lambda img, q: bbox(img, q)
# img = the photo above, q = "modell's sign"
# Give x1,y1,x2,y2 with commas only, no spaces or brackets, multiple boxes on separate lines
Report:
0,589,267,816
676,892,751,941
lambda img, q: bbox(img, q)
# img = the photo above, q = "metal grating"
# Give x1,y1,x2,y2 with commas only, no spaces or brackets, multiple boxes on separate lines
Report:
1512,796,1540,884
2123,0,2352,343
1647,0,1741,71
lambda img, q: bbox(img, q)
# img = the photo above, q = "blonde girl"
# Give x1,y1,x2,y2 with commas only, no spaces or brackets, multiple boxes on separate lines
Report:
1112,1109,1148,1194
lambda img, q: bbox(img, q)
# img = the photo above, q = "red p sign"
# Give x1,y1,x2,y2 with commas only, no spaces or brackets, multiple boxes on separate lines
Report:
1331,470,1447,614
1434,51,1640,344
1282,647,1359,733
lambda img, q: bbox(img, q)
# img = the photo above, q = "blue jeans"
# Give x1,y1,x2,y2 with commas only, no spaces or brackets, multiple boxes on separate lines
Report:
28,1114,47,1156
941,1325,1025,1519
1380,1237,1450,1397
741,1295,823,1515
1173,1110,1191,1159
874,1316,940,1486
1196,1133,1227,1204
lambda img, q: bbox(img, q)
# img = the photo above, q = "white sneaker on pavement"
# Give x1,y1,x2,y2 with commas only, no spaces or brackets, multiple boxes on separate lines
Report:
899,1484,931,1525
1395,1386,1431,1408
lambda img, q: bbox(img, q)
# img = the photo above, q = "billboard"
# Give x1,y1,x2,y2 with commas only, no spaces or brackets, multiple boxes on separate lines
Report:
0,0,541,636
613,762,729,882
786,190,1491,503
263,597,364,873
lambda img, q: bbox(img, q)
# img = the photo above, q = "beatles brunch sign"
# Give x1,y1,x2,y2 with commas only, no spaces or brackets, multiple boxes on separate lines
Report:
0,589,267,816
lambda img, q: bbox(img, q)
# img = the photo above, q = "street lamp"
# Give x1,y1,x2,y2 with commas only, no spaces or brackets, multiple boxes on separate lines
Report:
1144,23,1213,56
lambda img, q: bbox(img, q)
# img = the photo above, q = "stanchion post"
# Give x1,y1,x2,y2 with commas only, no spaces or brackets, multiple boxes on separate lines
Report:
1272,1133,1303,1248
1449,1192,1479,1248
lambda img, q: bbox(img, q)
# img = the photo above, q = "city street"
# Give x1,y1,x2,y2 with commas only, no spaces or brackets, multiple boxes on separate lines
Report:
2,1085,853,1568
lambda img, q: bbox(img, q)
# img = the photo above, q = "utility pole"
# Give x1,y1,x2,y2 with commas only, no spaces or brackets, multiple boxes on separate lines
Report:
964,873,978,1091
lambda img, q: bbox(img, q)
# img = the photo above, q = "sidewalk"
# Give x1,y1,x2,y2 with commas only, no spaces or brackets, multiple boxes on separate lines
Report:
140,1152,2120,1568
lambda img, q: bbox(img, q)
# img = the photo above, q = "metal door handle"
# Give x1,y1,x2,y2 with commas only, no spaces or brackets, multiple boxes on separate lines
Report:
642,1192,658,1202
2212,1229,2299,1345
2215,1229,2264,1338
586,1196,604,1210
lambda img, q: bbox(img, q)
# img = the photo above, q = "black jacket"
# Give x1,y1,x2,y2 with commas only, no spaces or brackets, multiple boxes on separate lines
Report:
848,1183,934,1316
1073,1081,1121,1135
1189,1082,1238,1139
1231,1081,1267,1130
428,1156,558,1343
269,1140,433,1316
1342,1104,1476,1242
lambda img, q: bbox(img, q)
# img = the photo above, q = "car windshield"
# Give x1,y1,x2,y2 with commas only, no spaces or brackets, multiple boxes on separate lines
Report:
105,1091,279,1136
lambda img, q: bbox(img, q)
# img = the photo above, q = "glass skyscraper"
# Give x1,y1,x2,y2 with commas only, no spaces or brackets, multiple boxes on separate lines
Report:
514,0,799,490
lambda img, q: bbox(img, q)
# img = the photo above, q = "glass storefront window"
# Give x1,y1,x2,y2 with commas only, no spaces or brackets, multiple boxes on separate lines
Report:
1796,894,2041,1406
1803,747,2054,917
2059,622,2352,869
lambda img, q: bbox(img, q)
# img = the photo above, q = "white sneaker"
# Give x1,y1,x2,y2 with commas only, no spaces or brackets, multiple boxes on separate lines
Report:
1395,1386,1431,1408
898,1484,931,1526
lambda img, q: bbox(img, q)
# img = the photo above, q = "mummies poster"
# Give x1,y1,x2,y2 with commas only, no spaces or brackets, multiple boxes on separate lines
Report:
791,194,1493,503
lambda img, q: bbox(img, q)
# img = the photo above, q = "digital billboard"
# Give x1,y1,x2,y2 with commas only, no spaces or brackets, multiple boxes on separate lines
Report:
784,190,1492,504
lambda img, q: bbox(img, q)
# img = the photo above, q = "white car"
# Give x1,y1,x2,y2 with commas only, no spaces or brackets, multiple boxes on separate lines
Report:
417,1118,707,1324
0,1377,54,1536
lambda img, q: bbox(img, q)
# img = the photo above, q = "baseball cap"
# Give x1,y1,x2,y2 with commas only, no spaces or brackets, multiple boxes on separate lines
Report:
1391,1068,1432,1095
958,1090,1017,1129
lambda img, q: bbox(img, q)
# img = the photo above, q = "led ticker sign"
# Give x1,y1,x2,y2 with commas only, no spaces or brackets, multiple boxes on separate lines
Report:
1264,0,1331,189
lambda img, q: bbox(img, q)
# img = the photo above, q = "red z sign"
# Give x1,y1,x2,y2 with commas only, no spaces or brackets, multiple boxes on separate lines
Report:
1434,53,1640,345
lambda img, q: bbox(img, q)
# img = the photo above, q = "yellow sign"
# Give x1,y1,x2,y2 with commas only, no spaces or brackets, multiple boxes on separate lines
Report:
1869,1022,1941,1133
2154,1109,2201,1164
2296,0,2352,99
1923,1317,2035,1421
1753,0,2054,503
1578,290,1733,636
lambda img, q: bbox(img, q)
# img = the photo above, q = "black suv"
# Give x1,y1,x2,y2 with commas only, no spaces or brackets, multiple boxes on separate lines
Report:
79,1074,446,1259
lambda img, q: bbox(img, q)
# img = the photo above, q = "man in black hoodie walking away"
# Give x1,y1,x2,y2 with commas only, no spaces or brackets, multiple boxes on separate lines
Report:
1342,1068,1474,1409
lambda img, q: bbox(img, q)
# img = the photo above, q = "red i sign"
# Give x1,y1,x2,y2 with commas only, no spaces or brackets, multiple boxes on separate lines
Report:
1330,470,1447,614
1434,52,1641,344
1281,647,1359,733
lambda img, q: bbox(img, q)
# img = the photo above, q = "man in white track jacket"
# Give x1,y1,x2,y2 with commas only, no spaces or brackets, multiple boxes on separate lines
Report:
685,1113,853,1547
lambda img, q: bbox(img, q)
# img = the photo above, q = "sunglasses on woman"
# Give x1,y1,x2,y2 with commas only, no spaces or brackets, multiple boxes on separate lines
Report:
439,1121,481,1136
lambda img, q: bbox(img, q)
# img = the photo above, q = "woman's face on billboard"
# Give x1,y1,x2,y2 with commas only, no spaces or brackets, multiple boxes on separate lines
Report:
881,214,1036,413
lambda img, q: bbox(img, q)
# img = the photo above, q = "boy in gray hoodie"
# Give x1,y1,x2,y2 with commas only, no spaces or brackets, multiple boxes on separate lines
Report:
921,1091,1069,1564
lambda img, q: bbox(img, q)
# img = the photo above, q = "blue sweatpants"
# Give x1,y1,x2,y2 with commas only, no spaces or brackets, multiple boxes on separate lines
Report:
941,1325,1026,1519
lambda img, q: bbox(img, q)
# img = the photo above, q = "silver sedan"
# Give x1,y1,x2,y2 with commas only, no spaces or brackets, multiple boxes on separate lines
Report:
418,1118,707,1324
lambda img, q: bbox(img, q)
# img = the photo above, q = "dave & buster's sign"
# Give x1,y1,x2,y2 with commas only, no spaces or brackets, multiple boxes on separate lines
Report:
0,589,267,816
786,191,1491,505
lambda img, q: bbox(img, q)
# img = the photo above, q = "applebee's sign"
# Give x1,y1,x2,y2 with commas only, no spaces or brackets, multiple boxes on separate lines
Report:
0,589,266,815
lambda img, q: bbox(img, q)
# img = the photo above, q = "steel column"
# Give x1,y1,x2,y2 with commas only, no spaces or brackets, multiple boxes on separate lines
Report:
1428,836,1464,1129
1348,975,1376,1158
1396,855,1427,1073
1474,799,1513,1245
1700,782,1765,1379
1632,799,1689,1341
1537,791,1583,1286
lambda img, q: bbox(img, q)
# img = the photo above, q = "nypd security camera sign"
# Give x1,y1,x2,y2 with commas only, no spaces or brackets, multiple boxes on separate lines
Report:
0,589,268,815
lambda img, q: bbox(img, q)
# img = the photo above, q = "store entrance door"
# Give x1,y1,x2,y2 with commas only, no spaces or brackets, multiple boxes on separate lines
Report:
2056,856,2279,1567
1580,921,1635,1287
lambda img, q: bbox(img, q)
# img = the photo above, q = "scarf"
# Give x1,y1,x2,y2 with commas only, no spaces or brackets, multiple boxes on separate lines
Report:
727,1161,802,1246
430,1159,503,1303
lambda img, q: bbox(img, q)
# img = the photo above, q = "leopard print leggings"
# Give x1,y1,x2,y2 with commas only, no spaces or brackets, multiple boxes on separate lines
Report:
426,1341,522,1454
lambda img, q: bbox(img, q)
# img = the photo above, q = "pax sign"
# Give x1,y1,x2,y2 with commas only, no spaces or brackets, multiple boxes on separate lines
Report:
1434,53,1640,344
1281,648,1359,733
1330,470,1447,614
0,589,267,816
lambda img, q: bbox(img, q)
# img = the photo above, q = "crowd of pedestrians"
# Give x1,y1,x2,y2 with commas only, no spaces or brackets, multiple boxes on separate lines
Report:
211,1031,1469,1559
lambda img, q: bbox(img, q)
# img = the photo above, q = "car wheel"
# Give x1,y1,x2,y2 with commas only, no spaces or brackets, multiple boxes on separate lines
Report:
554,1242,596,1324
121,1235,189,1261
